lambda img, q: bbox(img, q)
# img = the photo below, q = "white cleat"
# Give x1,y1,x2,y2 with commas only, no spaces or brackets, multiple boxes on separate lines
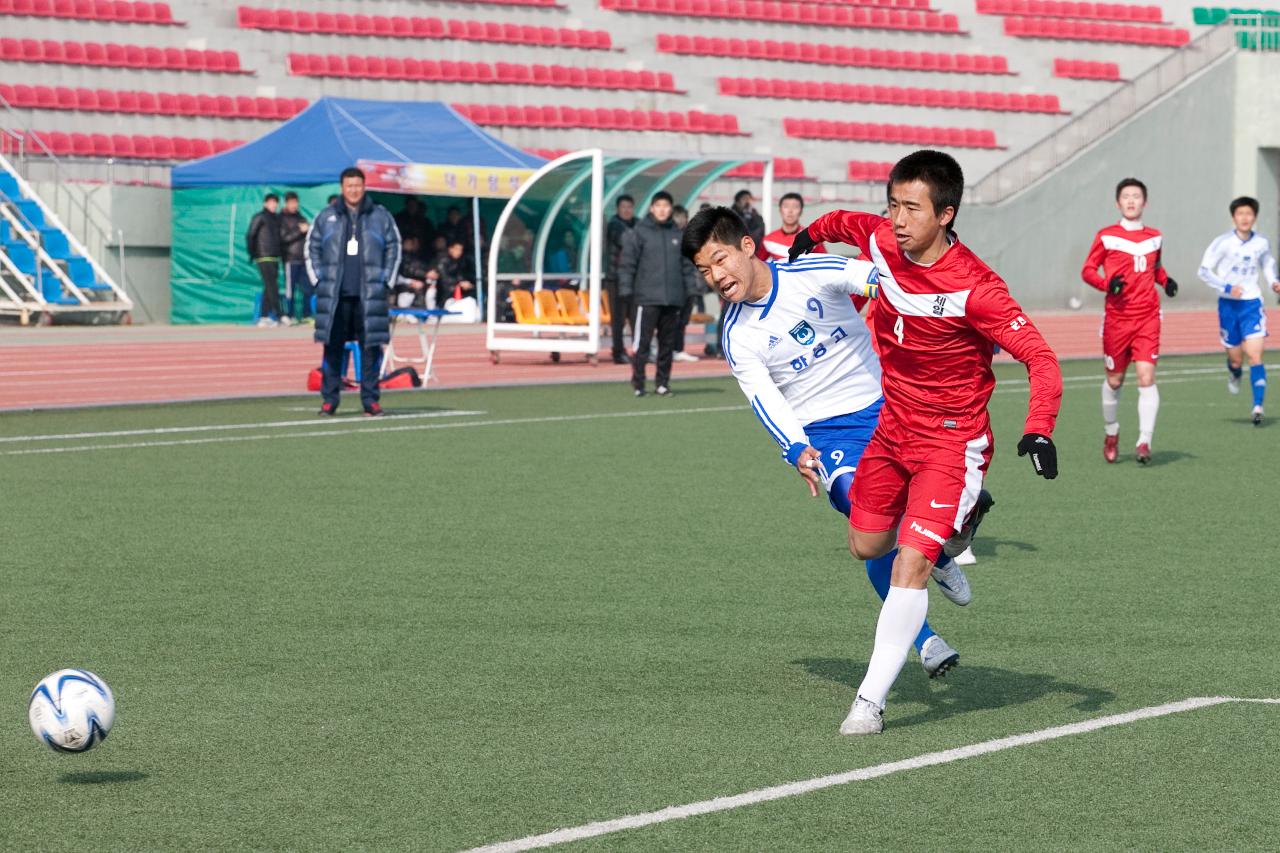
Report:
921,635,960,679
931,558,972,606
1229,374,1241,395
839,695,884,736
953,546,977,566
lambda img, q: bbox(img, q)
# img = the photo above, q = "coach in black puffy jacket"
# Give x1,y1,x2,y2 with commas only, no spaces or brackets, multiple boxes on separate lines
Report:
245,193,285,325
306,167,401,416
618,191,701,396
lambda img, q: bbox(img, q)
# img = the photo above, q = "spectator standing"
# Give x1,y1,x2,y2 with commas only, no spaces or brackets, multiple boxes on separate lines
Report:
605,195,637,364
618,191,700,397
395,196,435,248
442,205,470,247
280,191,311,321
246,193,290,327
307,167,401,417
733,189,766,250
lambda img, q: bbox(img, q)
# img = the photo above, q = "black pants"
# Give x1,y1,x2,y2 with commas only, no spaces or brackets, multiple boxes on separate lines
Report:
285,262,313,318
256,260,281,320
321,297,382,408
631,303,682,390
604,278,632,358
674,294,700,353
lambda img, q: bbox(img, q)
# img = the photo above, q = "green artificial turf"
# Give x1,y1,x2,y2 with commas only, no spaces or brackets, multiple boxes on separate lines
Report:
1,354,1277,851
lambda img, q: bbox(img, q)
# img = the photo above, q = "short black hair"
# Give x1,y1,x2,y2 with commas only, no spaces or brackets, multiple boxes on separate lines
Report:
616,194,634,207
340,167,365,183
1231,196,1259,215
448,238,466,248
779,192,804,210
651,190,674,206
284,191,298,202
673,204,688,215
681,206,749,262
327,194,339,205
264,192,279,203
1115,177,1147,201
887,150,964,227
734,189,752,204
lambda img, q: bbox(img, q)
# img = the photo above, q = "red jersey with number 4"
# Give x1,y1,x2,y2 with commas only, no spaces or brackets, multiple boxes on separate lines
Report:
807,211,1062,439
1081,222,1168,320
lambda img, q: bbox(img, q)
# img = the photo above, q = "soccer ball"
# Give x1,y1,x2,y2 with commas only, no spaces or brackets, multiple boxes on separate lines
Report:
28,669,115,753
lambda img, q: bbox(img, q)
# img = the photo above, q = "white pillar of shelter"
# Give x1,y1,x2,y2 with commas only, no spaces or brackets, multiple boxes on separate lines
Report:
761,158,775,235
471,196,484,314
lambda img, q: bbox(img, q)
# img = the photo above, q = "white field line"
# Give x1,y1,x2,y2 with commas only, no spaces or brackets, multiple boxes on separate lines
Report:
462,696,1280,853
0,406,746,456
0,410,486,444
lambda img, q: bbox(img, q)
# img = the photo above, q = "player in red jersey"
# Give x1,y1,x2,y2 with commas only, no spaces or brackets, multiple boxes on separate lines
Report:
789,150,1062,734
1081,178,1179,464
759,193,827,261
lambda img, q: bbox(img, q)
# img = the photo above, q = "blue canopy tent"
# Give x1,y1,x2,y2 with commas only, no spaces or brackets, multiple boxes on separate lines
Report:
169,97,544,323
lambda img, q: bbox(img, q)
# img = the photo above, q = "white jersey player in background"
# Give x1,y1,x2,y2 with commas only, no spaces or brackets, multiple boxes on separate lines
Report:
682,205,980,683
1198,195,1280,425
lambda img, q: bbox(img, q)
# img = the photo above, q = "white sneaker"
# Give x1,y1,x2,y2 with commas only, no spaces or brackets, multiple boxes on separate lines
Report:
920,635,960,679
1228,373,1241,395
672,351,700,363
255,317,276,328
279,316,295,327
954,546,977,566
931,558,972,606
839,695,884,736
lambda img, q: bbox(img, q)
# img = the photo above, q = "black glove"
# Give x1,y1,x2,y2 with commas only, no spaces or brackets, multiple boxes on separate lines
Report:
1107,275,1125,296
1164,276,1178,297
1017,433,1058,480
787,228,817,262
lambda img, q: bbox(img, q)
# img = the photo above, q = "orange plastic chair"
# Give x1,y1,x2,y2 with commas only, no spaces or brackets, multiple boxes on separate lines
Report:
555,288,589,325
510,288,552,324
534,289,567,322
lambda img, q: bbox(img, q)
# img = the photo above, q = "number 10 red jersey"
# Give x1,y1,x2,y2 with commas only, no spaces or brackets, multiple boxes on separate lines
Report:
1081,222,1168,321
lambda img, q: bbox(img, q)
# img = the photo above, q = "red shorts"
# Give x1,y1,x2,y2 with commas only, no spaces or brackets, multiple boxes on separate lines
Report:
849,426,995,563
1101,312,1160,374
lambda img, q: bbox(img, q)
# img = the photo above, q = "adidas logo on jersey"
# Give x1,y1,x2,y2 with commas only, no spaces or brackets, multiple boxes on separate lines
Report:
767,335,781,349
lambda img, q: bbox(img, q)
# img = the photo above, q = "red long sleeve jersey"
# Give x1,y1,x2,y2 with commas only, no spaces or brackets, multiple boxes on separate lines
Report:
808,211,1063,438
1081,222,1168,320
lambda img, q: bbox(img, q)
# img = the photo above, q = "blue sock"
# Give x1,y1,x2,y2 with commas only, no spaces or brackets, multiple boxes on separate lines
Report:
1228,358,1243,380
865,550,936,653
1252,363,1267,407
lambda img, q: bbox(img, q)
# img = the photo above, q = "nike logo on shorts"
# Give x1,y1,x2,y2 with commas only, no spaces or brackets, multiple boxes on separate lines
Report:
929,500,955,508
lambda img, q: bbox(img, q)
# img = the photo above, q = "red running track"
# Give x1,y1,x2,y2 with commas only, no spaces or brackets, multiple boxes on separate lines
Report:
0,310,1254,412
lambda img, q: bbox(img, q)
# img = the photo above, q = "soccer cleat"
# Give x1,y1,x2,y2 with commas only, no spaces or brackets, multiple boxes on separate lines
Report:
364,403,383,417
1229,373,1241,395
672,351,700,363
839,695,884,736
1135,442,1151,464
931,558,972,606
633,387,646,398
612,353,629,365
921,635,960,679
942,489,994,558
1103,433,1119,463
655,385,672,397
954,546,977,567
318,402,337,417
1253,406,1264,426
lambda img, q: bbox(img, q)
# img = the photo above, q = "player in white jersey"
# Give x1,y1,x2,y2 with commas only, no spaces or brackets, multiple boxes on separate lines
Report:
1197,196,1280,425
682,206,978,680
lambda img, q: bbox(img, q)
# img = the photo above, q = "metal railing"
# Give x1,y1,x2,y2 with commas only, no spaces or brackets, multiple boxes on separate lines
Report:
969,24,1237,206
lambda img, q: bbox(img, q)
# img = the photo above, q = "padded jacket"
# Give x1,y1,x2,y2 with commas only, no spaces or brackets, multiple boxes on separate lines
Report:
306,196,401,347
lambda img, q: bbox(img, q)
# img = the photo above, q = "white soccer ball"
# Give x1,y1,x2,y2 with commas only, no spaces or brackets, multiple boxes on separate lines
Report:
28,669,115,753
1067,296,1084,310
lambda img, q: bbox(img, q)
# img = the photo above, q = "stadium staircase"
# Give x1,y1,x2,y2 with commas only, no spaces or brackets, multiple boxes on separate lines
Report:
0,150,132,323
0,0,1231,205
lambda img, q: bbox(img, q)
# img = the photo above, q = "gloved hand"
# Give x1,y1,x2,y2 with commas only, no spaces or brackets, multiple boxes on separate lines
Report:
1107,275,1125,296
787,228,817,262
1164,276,1178,297
1017,433,1058,480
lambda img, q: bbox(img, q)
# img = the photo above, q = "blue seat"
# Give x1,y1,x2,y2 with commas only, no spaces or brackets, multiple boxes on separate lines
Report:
0,172,19,200
41,228,70,259
65,256,109,288
41,277,78,305
5,243,37,275
16,199,44,227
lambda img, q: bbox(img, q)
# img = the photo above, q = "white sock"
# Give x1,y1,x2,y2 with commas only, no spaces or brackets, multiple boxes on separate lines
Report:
856,586,928,708
1101,382,1120,435
1137,384,1159,445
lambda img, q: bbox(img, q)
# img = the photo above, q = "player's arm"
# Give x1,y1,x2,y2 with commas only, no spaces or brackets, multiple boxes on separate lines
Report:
617,229,638,297
730,349,823,496
1080,232,1117,293
790,210,885,260
1197,237,1233,293
817,257,881,300
1260,239,1280,294
967,278,1063,479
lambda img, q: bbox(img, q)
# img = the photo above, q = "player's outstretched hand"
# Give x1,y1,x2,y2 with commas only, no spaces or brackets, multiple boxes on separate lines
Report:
794,445,822,498
1017,433,1058,480
787,228,817,262
1107,275,1125,295
1164,277,1178,297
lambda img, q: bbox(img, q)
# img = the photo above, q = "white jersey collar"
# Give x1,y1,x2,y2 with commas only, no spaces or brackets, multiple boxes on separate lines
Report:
1119,218,1144,231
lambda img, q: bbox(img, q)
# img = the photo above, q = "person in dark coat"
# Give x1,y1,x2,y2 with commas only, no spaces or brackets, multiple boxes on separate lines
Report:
733,189,766,250
394,196,435,248
245,193,287,326
618,191,701,397
306,167,401,416
433,239,476,303
604,194,636,364
279,191,310,321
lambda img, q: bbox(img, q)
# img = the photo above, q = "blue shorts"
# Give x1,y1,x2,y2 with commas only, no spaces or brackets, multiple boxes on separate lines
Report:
1219,297,1267,347
805,398,883,509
